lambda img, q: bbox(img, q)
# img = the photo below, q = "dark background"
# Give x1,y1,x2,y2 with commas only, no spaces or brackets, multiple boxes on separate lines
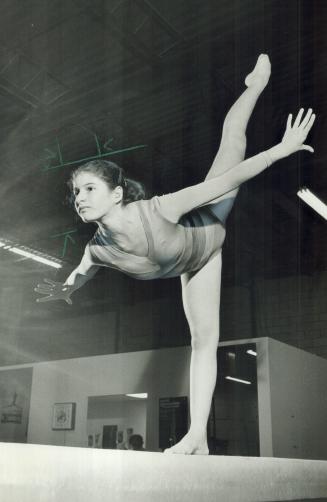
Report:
0,0,326,365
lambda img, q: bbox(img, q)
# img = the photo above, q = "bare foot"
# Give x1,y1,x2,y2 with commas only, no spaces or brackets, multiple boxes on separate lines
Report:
163,432,209,455
245,54,271,90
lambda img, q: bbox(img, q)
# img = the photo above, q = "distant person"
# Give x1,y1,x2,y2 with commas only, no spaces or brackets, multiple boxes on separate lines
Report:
128,434,145,451
35,54,315,454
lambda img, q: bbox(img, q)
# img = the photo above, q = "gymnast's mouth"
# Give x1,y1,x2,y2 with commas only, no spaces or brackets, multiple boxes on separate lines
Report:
79,206,91,212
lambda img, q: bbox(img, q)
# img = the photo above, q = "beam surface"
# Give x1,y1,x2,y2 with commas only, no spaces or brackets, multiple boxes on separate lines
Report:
1,443,327,501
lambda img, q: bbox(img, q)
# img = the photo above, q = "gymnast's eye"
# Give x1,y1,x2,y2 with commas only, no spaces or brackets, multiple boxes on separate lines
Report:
87,186,94,191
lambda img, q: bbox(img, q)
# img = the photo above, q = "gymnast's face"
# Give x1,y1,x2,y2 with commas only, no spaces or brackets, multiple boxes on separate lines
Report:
73,172,122,223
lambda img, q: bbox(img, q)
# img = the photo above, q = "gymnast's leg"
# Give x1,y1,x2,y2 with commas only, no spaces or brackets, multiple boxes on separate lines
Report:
165,253,222,454
164,56,271,455
206,54,271,199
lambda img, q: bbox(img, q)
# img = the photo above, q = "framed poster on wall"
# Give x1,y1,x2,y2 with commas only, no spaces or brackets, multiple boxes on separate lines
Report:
52,402,76,430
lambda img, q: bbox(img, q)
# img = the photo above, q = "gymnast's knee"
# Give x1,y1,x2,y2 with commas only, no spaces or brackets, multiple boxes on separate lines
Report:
190,326,219,351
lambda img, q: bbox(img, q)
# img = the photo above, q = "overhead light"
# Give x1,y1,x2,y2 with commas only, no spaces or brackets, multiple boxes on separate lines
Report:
0,239,62,269
225,376,251,385
8,247,62,269
227,351,236,358
297,188,327,220
125,393,148,399
246,349,257,357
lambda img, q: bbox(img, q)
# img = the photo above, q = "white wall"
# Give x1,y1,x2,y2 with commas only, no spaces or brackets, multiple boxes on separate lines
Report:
267,337,327,460
1,347,190,451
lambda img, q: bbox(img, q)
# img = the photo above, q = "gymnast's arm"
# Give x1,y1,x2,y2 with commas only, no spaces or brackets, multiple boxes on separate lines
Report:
64,245,100,289
34,244,100,304
159,108,315,223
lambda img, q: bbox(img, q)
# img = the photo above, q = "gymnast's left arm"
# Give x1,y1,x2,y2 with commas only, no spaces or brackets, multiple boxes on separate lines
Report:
159,108,315,223
34,244,100,304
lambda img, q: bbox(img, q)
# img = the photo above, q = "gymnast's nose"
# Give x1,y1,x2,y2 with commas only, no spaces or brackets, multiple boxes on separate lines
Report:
75,190,86,206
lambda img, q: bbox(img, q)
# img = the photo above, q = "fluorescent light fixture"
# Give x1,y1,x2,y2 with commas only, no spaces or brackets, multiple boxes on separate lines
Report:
0,239,11,247
8,247,62,269
0,240,10,249
225,376,251,385
1,238,62,269
297,188,327,220
246,349,257,357
227,351,236,358
125,393,148,399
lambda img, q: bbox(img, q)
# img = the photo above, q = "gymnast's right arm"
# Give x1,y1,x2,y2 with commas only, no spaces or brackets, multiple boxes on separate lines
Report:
34,245,100,304
158,108,316,223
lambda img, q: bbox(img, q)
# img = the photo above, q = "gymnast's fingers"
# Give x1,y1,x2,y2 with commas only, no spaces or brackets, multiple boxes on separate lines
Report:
35,284,53,290
34,287,53,294
300,108,313,129
36,295,53,303
44,278,58,286
301,144,314,153
293,108,304,128
286,113,293,130
303,114,316,134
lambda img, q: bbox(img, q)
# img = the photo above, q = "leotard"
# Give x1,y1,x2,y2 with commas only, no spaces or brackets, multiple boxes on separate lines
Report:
87,195,235,280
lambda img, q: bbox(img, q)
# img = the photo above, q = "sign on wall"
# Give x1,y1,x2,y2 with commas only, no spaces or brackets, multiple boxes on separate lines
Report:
0,367,33,443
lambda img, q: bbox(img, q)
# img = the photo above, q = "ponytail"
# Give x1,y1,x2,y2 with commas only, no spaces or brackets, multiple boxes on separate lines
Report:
123,178,146,203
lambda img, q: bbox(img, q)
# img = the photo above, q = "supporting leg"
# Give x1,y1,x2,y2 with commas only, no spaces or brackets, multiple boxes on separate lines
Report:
164,252,222,455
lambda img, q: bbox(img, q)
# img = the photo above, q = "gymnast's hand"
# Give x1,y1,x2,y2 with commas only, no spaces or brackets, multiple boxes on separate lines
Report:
34,279,74,305
280,108,316,157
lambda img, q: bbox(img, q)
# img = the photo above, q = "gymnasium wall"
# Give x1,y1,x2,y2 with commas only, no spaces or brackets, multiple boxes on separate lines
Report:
23,347,189,451
220,271,327,359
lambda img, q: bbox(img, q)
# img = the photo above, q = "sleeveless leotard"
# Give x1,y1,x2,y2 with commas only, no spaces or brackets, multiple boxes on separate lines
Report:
87,195,235,280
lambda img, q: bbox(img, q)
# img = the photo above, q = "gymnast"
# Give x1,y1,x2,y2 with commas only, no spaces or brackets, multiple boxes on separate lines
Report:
35,55,315,454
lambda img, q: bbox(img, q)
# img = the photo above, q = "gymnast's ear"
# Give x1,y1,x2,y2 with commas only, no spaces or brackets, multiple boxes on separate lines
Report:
113,185,124,204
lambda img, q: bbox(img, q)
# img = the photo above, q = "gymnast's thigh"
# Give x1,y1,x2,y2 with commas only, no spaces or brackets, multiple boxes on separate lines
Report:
181,251,222,334
204,135,246,204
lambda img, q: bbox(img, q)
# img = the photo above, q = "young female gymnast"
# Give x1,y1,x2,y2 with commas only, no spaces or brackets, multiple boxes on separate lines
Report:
35,55,315,454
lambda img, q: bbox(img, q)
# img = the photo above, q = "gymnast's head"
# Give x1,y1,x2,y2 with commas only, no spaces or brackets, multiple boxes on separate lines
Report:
68,159,145,222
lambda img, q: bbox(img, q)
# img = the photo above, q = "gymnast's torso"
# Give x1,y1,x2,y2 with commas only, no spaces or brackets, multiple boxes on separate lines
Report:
87,194,233,280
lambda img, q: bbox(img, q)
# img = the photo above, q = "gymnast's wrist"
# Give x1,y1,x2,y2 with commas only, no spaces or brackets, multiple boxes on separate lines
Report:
63,282,77,293
266,144,286,164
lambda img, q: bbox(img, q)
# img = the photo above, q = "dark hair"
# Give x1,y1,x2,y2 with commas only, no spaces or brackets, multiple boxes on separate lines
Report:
68,159,146,204
128,434,144,450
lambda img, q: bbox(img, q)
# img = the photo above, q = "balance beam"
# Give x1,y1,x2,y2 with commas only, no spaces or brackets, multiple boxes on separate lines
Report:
1,443,327,501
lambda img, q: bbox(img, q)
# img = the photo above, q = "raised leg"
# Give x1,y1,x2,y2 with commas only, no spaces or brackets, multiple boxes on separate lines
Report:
206,54,271,205
164,252,222,454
